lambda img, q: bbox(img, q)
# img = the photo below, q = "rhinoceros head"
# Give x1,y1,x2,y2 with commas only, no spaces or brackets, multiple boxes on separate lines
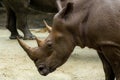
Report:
17,2,76,76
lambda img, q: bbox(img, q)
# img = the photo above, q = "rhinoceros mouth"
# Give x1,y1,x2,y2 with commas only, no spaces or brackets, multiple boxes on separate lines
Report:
38,65,56,76
39,68,56,76
39,69,49,76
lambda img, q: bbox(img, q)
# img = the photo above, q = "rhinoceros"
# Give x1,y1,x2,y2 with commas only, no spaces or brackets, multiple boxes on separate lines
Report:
1,0,67,40
18,0,120,80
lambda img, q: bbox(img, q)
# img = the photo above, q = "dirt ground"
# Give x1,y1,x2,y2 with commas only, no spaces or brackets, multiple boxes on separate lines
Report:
0,29,105,80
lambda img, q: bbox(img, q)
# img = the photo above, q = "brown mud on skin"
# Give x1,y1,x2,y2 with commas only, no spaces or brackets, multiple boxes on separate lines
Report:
0,29,105,80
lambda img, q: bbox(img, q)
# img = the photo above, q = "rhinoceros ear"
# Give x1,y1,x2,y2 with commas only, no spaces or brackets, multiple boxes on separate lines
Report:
59,2,73,19
56,0,62,11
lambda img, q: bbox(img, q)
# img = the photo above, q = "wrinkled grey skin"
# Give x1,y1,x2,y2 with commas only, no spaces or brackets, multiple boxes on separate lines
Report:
1,0,67,40
18,0,120,80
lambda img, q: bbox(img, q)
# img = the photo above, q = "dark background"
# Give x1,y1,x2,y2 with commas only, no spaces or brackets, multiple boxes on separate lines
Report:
0,3,54,29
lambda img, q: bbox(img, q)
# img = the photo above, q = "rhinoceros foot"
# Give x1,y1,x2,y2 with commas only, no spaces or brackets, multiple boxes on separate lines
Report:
23,35,35,40
9,35,23,39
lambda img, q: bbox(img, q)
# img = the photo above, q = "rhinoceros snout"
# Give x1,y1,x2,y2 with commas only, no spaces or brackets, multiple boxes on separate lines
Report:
38,64,50,76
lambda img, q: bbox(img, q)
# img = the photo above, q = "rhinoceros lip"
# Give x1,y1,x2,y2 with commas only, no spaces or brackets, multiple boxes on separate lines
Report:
39,70,49,76
38,68,49,76
38,67,56,76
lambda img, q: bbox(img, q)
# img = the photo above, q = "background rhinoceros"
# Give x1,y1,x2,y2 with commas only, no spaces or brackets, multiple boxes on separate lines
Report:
1,0,67,39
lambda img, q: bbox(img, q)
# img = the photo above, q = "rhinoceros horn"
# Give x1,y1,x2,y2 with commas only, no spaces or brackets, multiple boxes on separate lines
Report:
35,37,43,47
43,20,52,32
17,37,35,60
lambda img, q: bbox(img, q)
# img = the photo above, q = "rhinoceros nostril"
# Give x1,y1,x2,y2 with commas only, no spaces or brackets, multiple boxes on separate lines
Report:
38,65,49,76
38,65,45,71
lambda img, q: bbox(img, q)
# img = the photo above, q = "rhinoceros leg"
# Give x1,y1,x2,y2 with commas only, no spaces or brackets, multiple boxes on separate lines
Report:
5,5,22,39
97,49,115,80
16,13,35,40
101,46,120,80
